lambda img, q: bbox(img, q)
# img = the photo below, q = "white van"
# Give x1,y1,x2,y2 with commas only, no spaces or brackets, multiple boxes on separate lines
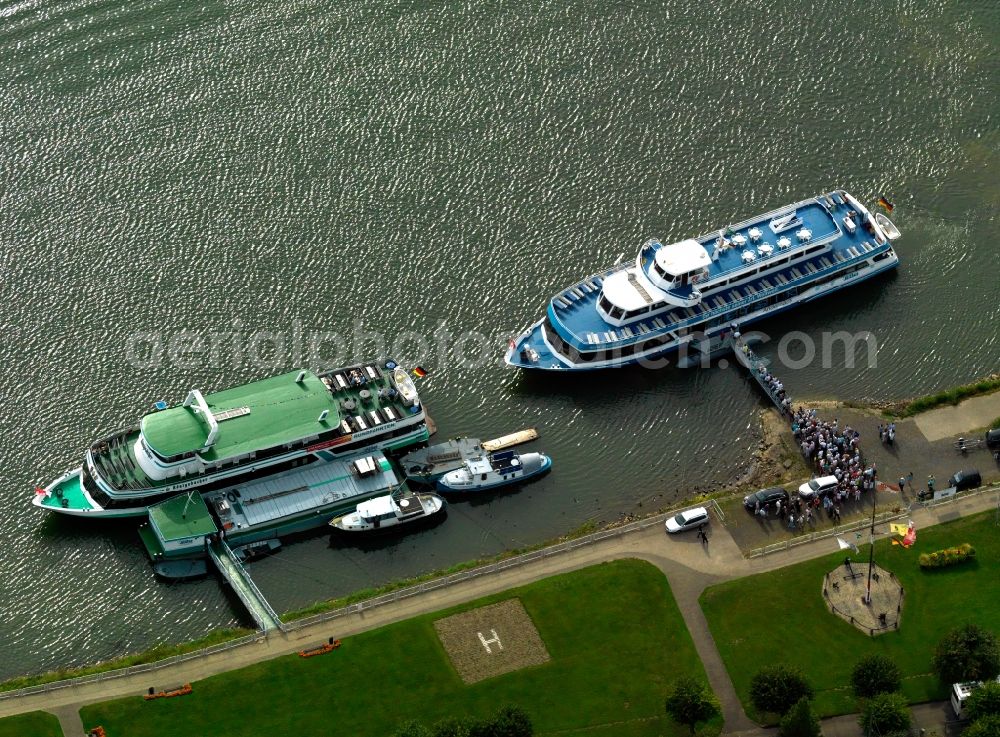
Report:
798,475,838,499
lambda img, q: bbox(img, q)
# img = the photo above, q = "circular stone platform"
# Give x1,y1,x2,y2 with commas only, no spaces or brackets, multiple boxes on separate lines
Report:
823,561,904,636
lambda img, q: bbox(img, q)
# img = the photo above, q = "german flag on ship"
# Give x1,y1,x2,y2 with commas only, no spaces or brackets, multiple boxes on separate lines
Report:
877,196,894,213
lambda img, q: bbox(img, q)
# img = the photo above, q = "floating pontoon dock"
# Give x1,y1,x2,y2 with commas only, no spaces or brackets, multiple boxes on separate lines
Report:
482,428,538,452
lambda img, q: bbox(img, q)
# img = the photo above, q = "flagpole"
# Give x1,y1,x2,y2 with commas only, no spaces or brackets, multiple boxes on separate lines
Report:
865,479,877,605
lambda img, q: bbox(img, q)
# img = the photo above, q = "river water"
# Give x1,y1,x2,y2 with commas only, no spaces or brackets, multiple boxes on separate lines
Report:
1,0,997,679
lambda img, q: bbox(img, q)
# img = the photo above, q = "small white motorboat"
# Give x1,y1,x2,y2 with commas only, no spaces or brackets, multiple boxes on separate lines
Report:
330,488,445,533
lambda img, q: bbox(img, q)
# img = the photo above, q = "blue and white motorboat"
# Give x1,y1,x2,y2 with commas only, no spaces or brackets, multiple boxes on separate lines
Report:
506,190,901,370
436,450,552,493
400,438,487,485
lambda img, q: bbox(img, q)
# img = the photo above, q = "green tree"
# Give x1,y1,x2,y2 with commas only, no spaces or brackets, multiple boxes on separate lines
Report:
664,676,720,735
933,625,1000,685
468,706,533,737
851,654,903,699
964,714,1000,737
859,692,910,737
968,682,1000,723
393,722,432,737
778,697,821,737
750,664,814,716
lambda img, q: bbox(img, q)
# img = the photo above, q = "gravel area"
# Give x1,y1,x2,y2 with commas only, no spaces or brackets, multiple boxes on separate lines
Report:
433,599,550,684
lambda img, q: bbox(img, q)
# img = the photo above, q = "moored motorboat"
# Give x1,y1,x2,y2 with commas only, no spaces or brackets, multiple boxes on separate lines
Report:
330,488,446,532
400,428,541,484
400,438,485,484
436,450,551,493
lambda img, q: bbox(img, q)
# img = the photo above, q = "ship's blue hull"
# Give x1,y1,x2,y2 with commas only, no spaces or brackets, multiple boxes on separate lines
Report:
436,455,552,493
508,257,898,371
507,191,901,371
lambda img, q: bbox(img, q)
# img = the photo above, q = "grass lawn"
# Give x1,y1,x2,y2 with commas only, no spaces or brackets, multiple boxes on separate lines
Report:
82,559,721,737
701,510,1000,721
0,711,61,737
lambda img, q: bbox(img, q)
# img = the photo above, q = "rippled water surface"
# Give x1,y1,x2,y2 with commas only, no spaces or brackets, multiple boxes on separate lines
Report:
0,0,997,678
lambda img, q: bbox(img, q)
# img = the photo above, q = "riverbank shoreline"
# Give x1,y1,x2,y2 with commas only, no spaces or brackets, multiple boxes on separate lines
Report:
7,376,999,693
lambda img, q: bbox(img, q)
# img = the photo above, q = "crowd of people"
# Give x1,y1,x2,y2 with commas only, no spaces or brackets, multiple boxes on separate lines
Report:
738,334,884,528
792,406,877,496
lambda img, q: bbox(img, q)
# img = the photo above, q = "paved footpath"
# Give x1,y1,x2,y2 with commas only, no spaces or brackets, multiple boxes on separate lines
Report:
4,487,997,736
914,390,1000,442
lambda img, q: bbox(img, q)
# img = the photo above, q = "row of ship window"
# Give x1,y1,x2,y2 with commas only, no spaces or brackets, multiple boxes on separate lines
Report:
599,244,830,322
546,254,889,363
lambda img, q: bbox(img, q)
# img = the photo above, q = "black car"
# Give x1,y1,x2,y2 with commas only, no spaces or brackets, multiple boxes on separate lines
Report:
743,486,790,510
949,469,982,492
986,428,1000,450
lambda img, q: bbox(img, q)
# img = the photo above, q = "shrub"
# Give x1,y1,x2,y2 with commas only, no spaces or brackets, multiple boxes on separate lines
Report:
432,718,474,737
964,714,1000,737
934,625,1000,685
851,654,903,699
394,722,432,737
968,682,1000,723
919,543,976,569
665,676,720,735
859,692,910,737
778,697,821,737
471,705,532,737
750,664,814,716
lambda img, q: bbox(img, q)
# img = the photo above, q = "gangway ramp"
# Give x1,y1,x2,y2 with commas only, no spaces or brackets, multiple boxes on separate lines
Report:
732,334,790,413
209,540,284,633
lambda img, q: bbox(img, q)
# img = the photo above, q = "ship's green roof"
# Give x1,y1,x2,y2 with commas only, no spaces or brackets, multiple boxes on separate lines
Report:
140,371,338,461
148,492,217,541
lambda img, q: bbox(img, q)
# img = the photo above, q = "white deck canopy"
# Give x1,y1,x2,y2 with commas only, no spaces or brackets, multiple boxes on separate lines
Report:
654,239,711,276
601,268,666,311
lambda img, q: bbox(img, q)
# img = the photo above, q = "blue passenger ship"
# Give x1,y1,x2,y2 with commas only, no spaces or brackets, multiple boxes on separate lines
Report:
506,190,901,371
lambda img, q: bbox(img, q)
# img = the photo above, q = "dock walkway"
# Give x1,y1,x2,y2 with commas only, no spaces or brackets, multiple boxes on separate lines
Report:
732,334,789,413
208,541,283,633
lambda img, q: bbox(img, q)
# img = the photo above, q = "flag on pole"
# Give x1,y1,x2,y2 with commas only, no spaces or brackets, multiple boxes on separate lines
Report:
34,487,47,496
877,196,895,213
411,366,427,379
836,536,859,554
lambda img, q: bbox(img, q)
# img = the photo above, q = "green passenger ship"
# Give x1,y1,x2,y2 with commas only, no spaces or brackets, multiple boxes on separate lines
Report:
33,362,429,519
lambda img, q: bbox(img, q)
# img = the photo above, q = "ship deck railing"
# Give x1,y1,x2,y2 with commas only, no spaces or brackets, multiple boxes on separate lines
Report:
554,238,889,350
552,263,623,309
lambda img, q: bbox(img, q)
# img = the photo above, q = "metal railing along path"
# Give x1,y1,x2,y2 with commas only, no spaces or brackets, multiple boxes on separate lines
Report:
748,480,1000,558
747,510,909,559
283,498,727,633
0,632,265,703
0,503,686,703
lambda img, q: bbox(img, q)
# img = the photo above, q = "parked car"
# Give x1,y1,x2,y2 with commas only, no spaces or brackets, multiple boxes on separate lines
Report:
743,486,790,510
665,507,709,534
986,428,1000,450
949,469,982,492
798,475,838,499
